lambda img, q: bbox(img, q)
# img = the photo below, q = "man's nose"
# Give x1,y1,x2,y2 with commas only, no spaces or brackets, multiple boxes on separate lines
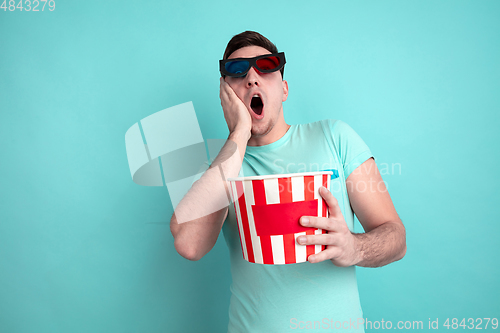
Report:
245,66,261,87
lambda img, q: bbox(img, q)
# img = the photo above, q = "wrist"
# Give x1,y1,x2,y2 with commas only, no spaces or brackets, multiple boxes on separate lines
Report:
229,128,251,143
352,233,366,266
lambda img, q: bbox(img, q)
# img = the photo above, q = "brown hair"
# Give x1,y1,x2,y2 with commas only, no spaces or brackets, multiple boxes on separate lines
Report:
223,31,284,78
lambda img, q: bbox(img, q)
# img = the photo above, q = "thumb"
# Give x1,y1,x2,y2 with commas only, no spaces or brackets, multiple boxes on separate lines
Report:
320,186,343,218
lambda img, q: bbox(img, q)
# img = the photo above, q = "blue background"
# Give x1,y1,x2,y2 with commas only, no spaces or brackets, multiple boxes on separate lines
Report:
1,0,499,332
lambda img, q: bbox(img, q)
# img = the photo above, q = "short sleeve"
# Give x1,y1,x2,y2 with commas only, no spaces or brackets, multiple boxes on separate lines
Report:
327,119,374,179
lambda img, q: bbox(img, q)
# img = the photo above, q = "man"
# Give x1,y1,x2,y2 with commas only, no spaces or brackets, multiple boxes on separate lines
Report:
170,31,406,332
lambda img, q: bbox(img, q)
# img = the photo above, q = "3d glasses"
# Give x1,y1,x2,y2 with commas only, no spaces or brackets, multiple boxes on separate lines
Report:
219,52,286,78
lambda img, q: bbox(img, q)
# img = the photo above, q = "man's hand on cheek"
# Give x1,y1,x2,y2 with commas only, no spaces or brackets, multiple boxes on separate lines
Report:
219,77,252,137
297,186,362,267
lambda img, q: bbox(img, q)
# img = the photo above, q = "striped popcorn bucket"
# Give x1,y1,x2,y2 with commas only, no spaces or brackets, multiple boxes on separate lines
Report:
227,171,333,265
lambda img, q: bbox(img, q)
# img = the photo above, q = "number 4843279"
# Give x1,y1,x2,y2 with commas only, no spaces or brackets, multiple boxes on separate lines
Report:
443,318,498,330
1,0,55,11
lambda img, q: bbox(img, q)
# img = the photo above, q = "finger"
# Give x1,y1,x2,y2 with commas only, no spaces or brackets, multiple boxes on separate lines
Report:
297,232,345,246
319,186,343,218
220,80,229,101
297,233,333,246
220,77,228,90
220,78,238,97
300,216,330,230
308,247,341,264
220,77,227,92
220,80,247,110
300,215,344,232
220,84,228,100
219,77,225,93
220,82,235,104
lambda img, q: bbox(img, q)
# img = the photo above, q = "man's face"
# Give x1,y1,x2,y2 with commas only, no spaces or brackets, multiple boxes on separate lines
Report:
224,46,288,139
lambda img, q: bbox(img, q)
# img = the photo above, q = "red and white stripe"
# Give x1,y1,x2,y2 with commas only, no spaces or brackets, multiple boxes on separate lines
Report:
230,173,330,265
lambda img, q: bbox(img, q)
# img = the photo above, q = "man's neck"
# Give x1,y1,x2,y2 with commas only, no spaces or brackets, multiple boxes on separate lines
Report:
247,121,291,147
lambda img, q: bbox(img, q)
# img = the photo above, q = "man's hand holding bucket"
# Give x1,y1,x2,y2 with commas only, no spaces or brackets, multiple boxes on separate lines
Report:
297,186,362,267
297,158,406,268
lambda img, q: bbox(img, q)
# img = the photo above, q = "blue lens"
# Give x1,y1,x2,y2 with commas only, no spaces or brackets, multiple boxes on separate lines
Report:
225,60,249,75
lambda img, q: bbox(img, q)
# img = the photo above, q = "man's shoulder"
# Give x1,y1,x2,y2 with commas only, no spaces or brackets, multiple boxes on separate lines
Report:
294,119,357,146
298,119,345,131
289,119,343,145
300,118,342,125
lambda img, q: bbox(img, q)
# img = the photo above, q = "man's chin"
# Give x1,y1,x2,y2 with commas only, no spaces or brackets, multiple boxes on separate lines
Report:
251,125,269,137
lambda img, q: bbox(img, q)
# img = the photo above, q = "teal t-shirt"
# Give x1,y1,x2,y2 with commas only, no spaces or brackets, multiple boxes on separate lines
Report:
222,119,374,333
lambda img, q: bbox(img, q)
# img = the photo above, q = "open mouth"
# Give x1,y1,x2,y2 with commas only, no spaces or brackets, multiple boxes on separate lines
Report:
250,95,264,115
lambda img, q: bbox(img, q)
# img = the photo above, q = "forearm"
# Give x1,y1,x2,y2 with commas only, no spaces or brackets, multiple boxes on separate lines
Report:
353,221,406,268
170,130,249,260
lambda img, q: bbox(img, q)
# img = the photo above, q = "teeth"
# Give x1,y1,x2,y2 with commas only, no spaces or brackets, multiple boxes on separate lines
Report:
253,94,259,98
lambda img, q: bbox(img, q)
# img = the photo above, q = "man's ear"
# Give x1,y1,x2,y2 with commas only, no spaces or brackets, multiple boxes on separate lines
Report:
282,80,289,102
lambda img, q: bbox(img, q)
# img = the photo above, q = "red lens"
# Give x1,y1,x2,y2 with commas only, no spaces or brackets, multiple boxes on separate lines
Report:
256,56,280,71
